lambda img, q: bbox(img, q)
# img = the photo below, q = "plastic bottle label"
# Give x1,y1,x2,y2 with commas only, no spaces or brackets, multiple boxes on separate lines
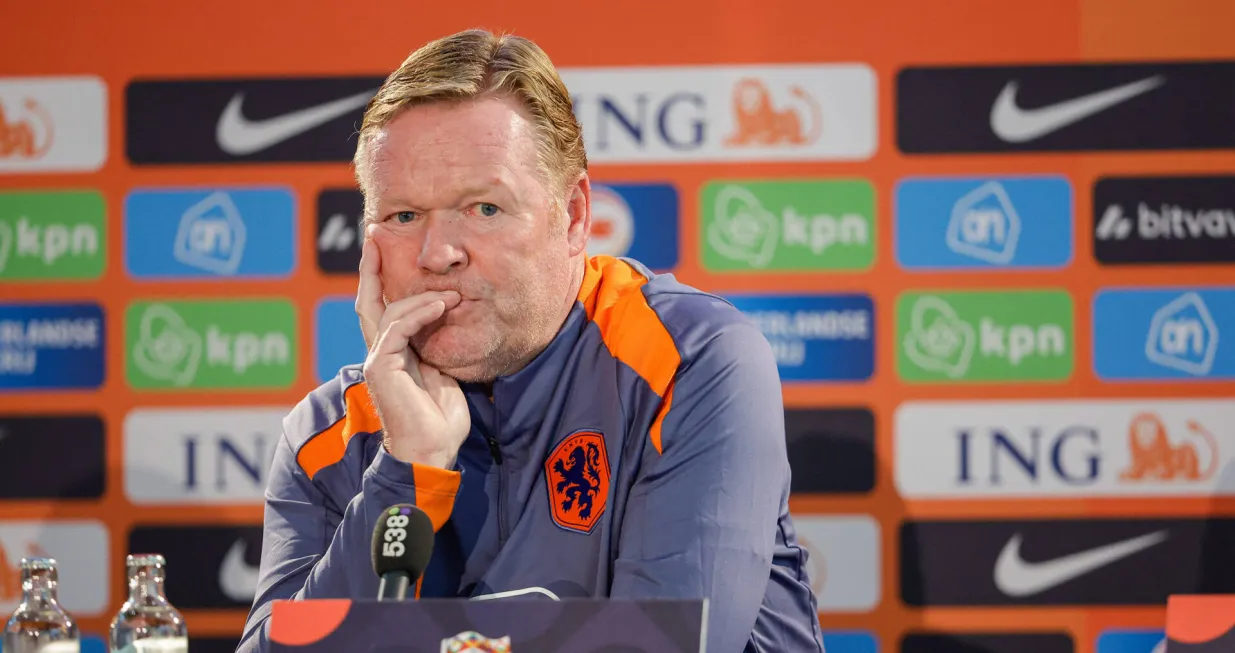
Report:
37,643,81,653
113,639,188,653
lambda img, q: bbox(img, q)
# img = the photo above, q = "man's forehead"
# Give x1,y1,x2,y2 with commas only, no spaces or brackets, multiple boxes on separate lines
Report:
370,117,534,176
379,97,534,152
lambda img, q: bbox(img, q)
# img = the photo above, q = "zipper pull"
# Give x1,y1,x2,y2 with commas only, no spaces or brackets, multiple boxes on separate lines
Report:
486,436,503,465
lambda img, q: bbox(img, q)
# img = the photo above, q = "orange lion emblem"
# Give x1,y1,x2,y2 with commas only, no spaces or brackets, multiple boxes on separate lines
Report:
545,430,610,534
724,78,822,147
0,98,54,160
1120,412,1218,482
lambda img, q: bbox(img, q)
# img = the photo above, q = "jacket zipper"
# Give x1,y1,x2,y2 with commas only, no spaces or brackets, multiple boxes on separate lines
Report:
486,433,508,546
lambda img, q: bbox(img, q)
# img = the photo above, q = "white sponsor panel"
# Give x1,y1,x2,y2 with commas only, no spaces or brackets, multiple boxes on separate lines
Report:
0,77,107,173
0,520,109,615
124,407,286,504
895,399,1235,498
559,64,875,163
790,514,879,612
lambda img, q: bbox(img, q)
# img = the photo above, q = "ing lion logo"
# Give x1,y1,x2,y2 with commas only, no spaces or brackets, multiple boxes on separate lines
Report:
545,430,610,534
0,98,54,160
724,78,822,148
1120,412,1219,482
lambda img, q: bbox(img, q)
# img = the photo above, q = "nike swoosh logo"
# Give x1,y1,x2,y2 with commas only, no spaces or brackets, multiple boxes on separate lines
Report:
471,587,562,601
215,89,375,155
218,538,260,602
993,529,1169,597
990,75,1165,143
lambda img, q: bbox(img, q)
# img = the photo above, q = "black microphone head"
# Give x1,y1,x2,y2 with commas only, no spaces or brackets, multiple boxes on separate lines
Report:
371,504,435,582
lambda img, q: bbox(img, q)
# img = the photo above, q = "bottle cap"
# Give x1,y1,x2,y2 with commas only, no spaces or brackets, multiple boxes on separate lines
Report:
18,557,57,571
126,553,166,568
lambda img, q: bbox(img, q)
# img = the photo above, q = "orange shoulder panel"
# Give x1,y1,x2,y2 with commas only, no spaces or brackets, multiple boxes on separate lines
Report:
577,255,681,454
296,382,383,480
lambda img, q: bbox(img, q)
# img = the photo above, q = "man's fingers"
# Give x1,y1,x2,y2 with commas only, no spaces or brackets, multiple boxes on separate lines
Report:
372,300,449,358
356,231,385,349
376,290,461,335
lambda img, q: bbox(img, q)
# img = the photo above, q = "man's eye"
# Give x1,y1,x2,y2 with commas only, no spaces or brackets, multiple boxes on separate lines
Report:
477,203,499,217
393,211,416,224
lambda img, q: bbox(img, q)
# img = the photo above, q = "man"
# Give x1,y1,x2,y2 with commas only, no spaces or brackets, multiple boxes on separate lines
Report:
238,28,825,653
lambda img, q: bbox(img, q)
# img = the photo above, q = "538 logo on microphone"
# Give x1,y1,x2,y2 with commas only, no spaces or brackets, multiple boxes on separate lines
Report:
383,506,412,558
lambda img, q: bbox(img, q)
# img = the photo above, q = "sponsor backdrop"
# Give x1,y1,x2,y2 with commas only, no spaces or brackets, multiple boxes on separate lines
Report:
1,1,1233,652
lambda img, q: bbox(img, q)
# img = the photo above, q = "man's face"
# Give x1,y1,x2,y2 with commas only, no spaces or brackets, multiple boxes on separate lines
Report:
363,94,583,382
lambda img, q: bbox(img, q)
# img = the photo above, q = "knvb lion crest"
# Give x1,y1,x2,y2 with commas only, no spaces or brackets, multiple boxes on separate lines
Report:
545,430,611,534
440,630,511,653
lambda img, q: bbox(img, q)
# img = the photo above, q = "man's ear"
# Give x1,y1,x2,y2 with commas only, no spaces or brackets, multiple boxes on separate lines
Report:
563,172,591,257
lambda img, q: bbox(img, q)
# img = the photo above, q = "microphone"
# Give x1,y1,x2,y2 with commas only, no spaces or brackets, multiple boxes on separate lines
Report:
371,503,435,601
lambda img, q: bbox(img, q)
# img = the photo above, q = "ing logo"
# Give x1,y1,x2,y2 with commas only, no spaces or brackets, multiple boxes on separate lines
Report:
544,430,610,534
1120,412,1218,483
724,78,822,148
0,97,53,161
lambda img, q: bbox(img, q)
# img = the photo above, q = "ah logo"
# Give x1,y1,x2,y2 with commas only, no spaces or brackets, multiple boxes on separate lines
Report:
894,176,1072,270
1120,412,1218,483
1093,288,1234,380
1146,292,1219,376
723,78,822,148
124,188,295,279
945,181,1021,264
174,191,247,274
544,430,610,534
440,631,511,653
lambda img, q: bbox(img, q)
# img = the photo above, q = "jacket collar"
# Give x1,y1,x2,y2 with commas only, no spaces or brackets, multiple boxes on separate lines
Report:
459,256,613,446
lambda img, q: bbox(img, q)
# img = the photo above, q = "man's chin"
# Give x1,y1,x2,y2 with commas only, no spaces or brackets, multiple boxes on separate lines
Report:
415,336,499,383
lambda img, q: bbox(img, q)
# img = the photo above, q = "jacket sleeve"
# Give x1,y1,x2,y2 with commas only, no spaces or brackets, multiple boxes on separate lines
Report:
236,419,461,653
609,321,790,653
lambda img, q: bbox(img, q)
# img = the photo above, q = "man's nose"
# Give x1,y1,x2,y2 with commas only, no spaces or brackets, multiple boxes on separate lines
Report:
417,215,467,274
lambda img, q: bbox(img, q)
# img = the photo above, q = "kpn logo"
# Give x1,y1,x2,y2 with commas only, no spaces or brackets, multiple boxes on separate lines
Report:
0,191,106,281
700,179,875,271
897,290,1074,382
125,299,297,390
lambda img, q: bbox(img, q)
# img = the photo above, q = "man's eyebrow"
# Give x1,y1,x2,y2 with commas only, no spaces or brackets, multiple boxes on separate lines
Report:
457,176,515,201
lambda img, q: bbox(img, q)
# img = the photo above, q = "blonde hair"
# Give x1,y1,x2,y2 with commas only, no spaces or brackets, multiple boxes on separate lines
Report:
353,29,587,214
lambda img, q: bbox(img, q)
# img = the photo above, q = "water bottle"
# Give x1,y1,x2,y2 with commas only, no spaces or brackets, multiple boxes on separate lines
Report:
2,557,80,653
107,554,187,653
